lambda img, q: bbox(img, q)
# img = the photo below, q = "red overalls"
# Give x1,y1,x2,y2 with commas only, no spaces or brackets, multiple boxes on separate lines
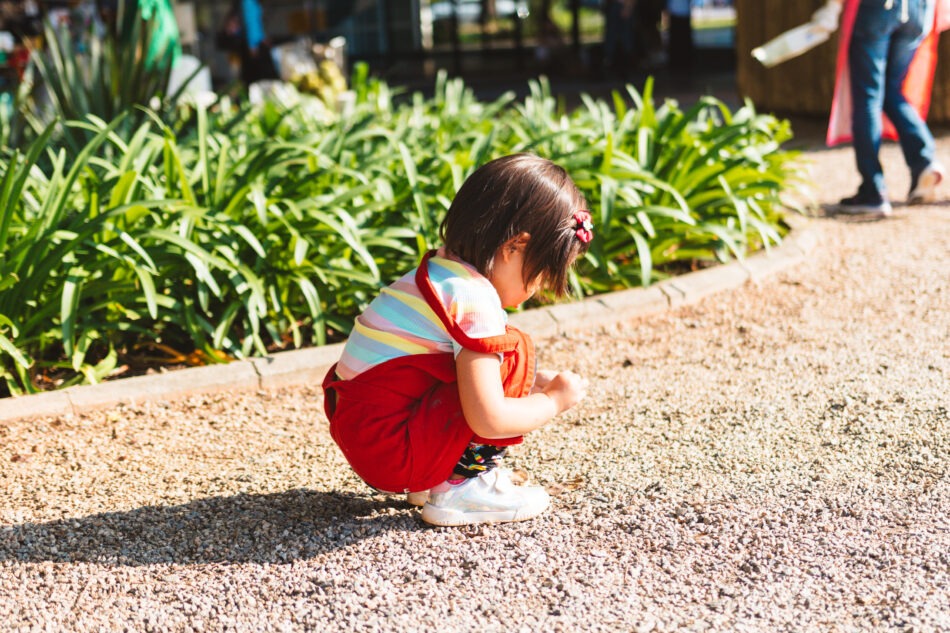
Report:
322,251,536,493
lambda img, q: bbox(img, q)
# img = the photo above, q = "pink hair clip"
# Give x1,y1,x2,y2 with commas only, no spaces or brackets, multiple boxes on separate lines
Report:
574,210,594,244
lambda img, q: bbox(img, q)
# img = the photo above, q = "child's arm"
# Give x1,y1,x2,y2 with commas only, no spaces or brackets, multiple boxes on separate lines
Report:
456,349,587,440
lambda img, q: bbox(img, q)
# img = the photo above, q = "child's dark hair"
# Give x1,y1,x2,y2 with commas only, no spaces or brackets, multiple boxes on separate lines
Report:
440,154,590,297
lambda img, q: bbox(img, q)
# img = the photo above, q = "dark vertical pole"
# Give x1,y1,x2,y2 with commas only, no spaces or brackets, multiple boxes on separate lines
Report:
451,0,461,74
480,0,489,52
377,0,389,61
571,0,580,53
514,9,524,70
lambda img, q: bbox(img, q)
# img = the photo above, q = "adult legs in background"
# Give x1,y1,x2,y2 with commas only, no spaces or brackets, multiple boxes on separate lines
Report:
882,2,942,201
844,0,941,213
848,4,895,203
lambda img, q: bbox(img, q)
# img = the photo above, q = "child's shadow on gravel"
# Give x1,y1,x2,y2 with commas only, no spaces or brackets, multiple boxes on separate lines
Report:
0,489,419,566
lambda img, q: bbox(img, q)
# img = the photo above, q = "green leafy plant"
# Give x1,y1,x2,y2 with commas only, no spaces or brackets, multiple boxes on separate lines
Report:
0,119,165,393
0,70,805,396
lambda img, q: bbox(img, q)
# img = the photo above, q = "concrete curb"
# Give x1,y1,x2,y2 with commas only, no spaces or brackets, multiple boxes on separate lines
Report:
0,221,820,425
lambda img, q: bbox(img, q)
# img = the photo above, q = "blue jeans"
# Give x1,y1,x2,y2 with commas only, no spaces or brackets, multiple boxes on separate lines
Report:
849,0,936,199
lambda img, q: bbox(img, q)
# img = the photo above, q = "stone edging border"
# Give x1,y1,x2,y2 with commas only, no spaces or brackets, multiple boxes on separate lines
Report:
0,219,819,425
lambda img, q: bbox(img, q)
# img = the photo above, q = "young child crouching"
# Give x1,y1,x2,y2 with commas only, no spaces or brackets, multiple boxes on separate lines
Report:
322,154,593,526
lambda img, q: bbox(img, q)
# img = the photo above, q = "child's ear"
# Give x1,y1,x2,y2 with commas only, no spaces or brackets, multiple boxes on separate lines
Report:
506,232,531,253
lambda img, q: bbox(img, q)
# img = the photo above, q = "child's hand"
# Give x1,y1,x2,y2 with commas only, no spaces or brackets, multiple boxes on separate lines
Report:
530,369,559,394
542,371,588,414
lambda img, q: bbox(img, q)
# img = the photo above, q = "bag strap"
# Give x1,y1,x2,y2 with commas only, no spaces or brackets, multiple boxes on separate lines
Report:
414,250,523,355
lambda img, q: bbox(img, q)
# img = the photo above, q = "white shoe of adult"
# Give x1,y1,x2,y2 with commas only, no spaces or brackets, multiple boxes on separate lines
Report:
420,468,550,527
908,162,945,204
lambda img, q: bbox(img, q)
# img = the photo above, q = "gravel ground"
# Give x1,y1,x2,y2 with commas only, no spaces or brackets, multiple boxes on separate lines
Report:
1,140,948,632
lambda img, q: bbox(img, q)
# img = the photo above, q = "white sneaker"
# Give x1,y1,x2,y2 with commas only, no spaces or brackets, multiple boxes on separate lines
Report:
420,468,550,527
406,490,429,507
908,162,945,204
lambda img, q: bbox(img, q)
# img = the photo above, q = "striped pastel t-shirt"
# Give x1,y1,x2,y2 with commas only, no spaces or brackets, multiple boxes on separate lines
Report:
335,250,508,380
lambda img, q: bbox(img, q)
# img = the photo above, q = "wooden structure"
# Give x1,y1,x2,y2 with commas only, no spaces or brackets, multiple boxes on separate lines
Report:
735,0,950,123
